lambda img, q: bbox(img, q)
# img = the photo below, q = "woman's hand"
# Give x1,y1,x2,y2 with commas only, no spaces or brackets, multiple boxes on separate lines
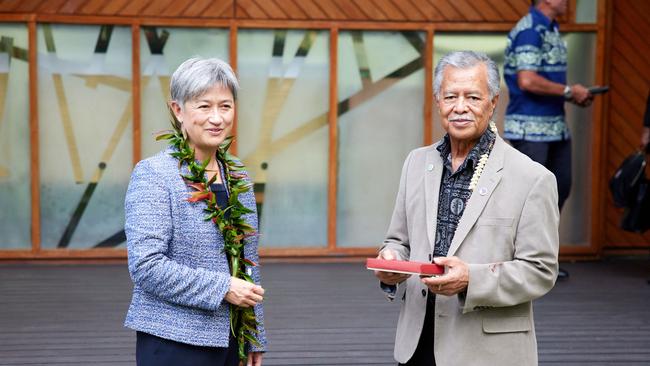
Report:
246,351,263,366
225,277,264,307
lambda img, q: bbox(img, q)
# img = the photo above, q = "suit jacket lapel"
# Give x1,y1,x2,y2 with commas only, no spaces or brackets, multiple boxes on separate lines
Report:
424,146,443,255
447,136,505,257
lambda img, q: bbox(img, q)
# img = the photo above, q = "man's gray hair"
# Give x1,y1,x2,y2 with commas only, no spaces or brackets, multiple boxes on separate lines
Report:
170,57,239,110
433,50,500,100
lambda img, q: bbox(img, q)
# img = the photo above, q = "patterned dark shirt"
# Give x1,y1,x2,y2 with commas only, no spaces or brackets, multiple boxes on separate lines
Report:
433,127,496,257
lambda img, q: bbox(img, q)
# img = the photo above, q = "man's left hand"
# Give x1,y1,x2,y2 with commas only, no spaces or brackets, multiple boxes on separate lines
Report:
421,256,469,296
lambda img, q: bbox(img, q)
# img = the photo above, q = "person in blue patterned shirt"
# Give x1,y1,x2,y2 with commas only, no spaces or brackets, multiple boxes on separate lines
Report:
504,0,592,209
504,0,594,279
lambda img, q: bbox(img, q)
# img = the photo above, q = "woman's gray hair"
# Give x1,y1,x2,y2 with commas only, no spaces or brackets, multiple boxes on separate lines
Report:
170,57,239,110
433,51,500,100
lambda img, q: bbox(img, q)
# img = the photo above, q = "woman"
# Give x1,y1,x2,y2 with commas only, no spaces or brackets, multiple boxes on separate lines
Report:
124,57,266,366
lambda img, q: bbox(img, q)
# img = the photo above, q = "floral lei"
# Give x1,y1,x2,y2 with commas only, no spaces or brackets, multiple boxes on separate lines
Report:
155,124,261,361
468,121,498,191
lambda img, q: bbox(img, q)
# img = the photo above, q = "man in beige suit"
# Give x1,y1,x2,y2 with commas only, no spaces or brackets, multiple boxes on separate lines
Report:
376,51,559,366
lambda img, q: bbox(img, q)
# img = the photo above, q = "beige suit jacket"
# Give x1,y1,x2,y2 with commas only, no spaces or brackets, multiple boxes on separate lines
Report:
381,136,559,366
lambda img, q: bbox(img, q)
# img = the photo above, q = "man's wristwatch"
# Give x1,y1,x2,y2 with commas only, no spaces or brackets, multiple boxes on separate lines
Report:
563,85,573,100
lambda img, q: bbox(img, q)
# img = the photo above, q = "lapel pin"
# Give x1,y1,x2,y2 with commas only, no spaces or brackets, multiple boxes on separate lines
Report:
427,164,434,171
479,187,488,196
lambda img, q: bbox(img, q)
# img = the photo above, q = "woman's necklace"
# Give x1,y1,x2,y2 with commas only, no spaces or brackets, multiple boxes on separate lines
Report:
155,127,261,361
205,160,221,183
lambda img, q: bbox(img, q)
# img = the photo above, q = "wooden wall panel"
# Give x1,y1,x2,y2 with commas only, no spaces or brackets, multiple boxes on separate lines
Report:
603,0,650,250
0,1,20,12
38,0,67,14
0,0,564,23
14,0,41,13
141,0,176,17
119,1,151,17
233,0,529,22
488,0,519,20
78,0,107,15
183,0,217,18
96,0,129,16
0,0,530,22
0,0,234,19
59,0,87,13
407,0,442,21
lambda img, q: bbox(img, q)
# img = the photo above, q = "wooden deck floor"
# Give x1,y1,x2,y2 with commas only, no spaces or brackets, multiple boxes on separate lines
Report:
1,260,649,365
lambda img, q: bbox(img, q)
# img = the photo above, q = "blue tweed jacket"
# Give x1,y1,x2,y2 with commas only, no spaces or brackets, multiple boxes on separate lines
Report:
124,147,267,351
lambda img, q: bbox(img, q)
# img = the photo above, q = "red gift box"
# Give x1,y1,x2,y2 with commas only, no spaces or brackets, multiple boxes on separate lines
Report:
366,258,444,276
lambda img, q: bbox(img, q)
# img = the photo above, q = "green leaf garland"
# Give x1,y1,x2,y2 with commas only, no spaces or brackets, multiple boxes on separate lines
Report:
155,125,261,361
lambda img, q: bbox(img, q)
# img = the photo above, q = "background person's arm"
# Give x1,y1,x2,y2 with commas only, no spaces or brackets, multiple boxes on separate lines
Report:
517,70,592,105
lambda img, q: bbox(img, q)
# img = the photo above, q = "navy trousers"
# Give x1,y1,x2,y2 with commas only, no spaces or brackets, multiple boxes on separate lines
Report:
136,331,239,366
509,139,572,211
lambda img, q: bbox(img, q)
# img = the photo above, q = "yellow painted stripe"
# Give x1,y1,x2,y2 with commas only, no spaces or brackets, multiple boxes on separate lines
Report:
270,114,327,156
0,74,7,178
53,74,84,183
75,75,131,92
245,78,295,183
158,75,171,100
0,74,7,126
90,98,132,183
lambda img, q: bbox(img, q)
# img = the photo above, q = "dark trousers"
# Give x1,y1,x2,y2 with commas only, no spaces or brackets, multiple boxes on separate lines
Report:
509,139,572,211
399,293,436,366
136,331,239,366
